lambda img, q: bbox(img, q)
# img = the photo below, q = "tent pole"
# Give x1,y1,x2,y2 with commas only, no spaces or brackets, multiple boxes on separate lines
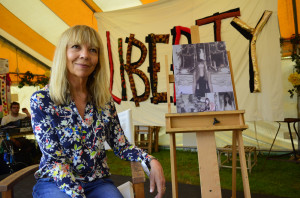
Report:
292,0,298,55
292,0,299,38
292,0,300,153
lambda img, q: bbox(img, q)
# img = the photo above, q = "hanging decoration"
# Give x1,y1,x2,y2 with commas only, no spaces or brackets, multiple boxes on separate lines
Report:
171,26,191,44
0,75,9,117
231,10,272,93
106,31,122,104
146,33,169,104
125,34,150,107
118,38,127,101
16,71,50,88
195,8,240,42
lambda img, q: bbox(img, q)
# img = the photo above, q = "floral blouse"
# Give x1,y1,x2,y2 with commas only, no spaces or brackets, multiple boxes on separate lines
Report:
30,86,151,198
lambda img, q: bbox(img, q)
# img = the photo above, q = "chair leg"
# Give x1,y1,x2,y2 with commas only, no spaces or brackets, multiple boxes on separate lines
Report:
140,134,144,147
131,162,145,198
2,189,13,198
148,127,152,154
154,127,159,152
133,183,145,198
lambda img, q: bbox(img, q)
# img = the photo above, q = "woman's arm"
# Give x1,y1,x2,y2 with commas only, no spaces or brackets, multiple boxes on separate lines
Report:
105,98,165,197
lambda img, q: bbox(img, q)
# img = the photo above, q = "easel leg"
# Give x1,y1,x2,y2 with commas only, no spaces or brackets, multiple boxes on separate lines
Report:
236,131,251,198
196,132,222,198
232,131,237,198
169,133,178,198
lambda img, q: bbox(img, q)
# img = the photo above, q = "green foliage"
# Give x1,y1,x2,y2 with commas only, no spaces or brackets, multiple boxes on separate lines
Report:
18,71,49,88
291,53,300,71
288,37,300,98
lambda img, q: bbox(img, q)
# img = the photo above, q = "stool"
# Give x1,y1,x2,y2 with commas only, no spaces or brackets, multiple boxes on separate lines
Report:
134,126,160,154
217,145,257,173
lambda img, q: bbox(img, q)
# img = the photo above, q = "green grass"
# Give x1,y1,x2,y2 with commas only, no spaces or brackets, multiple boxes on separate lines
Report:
106,149,300,198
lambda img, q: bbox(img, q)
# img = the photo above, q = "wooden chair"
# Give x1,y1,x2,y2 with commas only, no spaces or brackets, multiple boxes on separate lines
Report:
0,161,146,198
134,125,160,154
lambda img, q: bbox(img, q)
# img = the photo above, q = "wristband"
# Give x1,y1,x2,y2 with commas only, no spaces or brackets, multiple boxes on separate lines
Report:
141,156,158,177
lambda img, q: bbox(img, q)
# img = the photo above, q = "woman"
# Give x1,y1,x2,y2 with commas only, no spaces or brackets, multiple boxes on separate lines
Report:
223,93,234,111
193,59,212,98
31,25,165,198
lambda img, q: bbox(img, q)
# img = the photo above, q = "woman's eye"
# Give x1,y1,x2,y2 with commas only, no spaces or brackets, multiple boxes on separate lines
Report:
90,48,98,53
71,45,80,49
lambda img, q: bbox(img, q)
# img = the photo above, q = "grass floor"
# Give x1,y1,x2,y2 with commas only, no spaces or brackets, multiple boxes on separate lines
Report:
106,149,300,198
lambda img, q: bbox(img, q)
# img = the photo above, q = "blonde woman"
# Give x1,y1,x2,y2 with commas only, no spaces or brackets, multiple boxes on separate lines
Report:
31,25,165,198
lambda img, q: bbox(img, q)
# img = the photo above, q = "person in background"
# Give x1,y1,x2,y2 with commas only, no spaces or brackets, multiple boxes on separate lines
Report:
30,25,165,198
1,101,31,126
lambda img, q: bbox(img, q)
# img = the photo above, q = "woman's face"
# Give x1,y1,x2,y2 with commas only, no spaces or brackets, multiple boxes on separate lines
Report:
66,43,98,80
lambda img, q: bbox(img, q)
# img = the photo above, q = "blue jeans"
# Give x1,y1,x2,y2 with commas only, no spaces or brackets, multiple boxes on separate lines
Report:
32,177,124,198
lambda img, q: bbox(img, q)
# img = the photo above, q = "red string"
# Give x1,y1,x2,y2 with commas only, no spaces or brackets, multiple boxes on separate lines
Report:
106,31,122,104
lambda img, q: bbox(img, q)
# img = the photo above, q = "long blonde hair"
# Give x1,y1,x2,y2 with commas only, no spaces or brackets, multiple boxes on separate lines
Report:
49,25,111,108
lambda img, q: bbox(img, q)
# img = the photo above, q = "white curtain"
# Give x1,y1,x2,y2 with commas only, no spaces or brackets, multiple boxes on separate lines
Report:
95,0,283,126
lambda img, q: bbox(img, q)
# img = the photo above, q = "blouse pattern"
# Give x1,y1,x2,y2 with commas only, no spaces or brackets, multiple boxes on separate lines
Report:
30,86,151,198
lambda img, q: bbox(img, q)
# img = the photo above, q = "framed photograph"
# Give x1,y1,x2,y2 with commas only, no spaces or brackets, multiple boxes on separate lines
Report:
172,41,236,113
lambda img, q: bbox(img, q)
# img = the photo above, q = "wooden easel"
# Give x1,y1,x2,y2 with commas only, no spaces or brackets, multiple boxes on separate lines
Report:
165,25,251,198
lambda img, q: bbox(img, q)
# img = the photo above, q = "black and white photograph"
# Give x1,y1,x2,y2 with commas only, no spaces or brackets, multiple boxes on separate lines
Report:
218,92,236,111
172,41,236,113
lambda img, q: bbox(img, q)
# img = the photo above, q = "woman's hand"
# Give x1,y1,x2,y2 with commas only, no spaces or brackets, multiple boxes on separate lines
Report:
149,159,166,198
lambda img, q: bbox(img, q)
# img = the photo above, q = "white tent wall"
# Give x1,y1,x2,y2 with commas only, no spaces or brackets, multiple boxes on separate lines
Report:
10,86,39,113
96,0,283,123
95,0,296,150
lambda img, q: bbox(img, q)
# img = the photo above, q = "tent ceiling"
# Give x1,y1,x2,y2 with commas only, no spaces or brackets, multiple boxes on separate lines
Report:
1,0,69,46
0,0,158,68
93,0,142,12
0,0,298,69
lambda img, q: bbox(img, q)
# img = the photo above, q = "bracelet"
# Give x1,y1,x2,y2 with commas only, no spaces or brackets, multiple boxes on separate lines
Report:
141,156,158,177
147,156,158,169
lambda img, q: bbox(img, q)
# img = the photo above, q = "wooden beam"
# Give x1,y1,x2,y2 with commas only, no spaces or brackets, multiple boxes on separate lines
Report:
82,0,103,13
140,0,159,4
42,0,98,30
